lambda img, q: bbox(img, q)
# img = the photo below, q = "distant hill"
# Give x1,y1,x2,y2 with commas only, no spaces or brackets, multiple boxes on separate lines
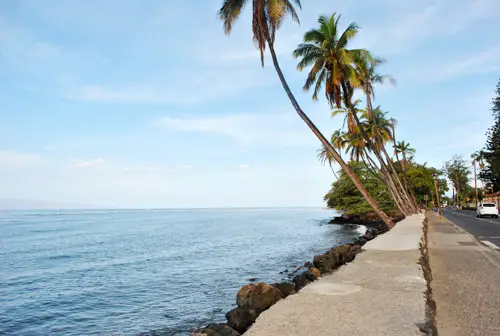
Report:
0,198,99,210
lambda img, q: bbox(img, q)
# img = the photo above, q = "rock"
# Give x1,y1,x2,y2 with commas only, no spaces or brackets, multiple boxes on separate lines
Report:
247,278,257,282
293,271,311,291
309,267,321,279
225,307,262,333
272,282,296,298
364,231,375,240
313,254,332,273
303,261,313,268
236,283,283,310
194,329,217,336
202,324,240,336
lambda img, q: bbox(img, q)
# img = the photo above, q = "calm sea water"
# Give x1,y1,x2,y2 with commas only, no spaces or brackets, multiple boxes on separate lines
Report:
0,208,365,336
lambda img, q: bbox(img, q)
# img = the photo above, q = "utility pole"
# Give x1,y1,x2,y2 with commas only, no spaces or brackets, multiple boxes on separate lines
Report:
472,154,479,209
434,175,442,216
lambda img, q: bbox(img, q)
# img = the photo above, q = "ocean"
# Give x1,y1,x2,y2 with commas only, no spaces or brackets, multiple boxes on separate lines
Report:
0,208,365,335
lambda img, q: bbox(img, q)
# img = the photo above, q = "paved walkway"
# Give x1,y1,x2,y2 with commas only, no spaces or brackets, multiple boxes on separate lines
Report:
245,214,426,336
428,211,500,336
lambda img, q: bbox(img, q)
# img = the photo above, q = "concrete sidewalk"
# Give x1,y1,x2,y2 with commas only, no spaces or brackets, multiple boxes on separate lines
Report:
245,213,427,336
428,211,500,336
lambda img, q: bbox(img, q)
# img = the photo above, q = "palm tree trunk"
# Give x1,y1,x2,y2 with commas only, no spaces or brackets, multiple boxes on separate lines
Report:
329,163,338,180
345,88,414,215
266,39,393,229
365,94,418,213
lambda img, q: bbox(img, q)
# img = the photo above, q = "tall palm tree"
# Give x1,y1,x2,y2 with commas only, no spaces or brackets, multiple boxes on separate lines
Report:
293,13,417,215
317,145,339,179
354,56,395,119
219,2,394,228
394,141,416,171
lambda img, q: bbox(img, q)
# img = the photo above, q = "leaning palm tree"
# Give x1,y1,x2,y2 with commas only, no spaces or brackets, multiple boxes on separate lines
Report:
354,55,395,119
219,2,394,228
394,141,416,171
317,145,338,179
293,13,417,215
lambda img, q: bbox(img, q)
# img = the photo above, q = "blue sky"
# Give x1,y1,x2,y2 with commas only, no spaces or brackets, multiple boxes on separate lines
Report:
1,0,499,208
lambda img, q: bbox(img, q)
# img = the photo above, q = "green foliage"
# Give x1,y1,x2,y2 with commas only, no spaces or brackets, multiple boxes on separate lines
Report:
405,163,448,204
325,161,448,213
324,161,395,214
479,78,500,190
443,155,471,194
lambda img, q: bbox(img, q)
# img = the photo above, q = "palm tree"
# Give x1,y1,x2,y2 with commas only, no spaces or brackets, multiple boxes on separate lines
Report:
219,2,394,228
394,141,416,171
354,56,395,119
293,13,417,215
317,145,338,179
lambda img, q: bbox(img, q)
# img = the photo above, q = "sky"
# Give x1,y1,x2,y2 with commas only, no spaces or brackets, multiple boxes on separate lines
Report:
1,0,499,208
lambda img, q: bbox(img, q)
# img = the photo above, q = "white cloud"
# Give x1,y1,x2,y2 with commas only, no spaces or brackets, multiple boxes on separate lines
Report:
65,67,272,105
0,150,44,168
73,157,107,168
159,112,320,147
435,46,500,81
353,0,499,55
238,164,250,169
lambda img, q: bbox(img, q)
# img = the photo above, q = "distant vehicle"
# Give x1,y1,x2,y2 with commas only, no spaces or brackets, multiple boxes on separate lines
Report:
476,203,499,218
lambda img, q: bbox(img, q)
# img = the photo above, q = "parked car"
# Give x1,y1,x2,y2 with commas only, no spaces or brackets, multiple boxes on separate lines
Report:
476,203,499,218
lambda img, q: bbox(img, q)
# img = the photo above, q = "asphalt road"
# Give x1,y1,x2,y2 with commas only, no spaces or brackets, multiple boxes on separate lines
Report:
441,207,500,249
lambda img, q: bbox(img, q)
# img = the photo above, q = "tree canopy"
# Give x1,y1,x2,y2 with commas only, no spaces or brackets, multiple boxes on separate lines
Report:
478,78,500,191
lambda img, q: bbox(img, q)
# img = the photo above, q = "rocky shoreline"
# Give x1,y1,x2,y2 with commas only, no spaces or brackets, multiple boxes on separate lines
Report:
191,218,396,336
328,210,404,227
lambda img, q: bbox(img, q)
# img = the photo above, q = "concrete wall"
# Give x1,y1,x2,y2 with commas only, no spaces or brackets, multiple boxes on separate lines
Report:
245,213,427,336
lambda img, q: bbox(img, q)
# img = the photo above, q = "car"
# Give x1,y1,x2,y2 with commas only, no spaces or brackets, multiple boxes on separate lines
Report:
476,202,499,218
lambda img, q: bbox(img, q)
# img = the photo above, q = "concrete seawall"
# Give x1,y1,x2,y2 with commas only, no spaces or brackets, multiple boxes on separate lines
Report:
245,213,427,336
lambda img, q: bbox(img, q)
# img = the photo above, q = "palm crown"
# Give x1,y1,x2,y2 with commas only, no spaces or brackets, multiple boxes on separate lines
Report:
293,13,372,108
219,0,301,65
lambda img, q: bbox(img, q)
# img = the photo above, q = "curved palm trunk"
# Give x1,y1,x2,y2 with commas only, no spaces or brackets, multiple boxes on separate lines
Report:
329,163,339,180
266,39,393,229
351,91,417,214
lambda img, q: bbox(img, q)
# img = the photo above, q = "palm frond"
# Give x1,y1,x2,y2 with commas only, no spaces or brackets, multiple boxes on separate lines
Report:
219,0,248,34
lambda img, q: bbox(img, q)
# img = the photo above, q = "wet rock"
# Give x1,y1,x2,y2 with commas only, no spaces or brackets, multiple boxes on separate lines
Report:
194,329,217,336
225,307,262,333
202,324,240,336
293,271,311,290
313,252,338,274
272,282,296,298
247,278,257,282
303,261,313,268
308,267,321,279
236,283,283,310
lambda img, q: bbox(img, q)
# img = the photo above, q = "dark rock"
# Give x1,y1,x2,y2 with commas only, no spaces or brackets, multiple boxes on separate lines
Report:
313,254,333,273
225,307,262,333
309,267,321,279
202,324,240,336
195,330,217,336
247,278,257,282
293,271,311,291
272,282,296,298
303,261,313,268
236,283,283,310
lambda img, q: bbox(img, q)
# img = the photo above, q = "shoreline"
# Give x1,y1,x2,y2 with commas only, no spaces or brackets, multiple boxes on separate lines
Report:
191,213,401,335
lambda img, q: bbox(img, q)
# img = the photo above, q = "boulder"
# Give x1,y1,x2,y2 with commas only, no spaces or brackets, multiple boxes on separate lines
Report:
202,324,240,336
308,267,321,279
272,282,296,298
313,253,335,273
226,307,262,333
236,283,283,310
293,271,311,291
194,329,217,336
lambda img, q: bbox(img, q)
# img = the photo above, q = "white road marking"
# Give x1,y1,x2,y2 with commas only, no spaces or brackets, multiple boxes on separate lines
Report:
482,240,500,250
446,211,500,225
